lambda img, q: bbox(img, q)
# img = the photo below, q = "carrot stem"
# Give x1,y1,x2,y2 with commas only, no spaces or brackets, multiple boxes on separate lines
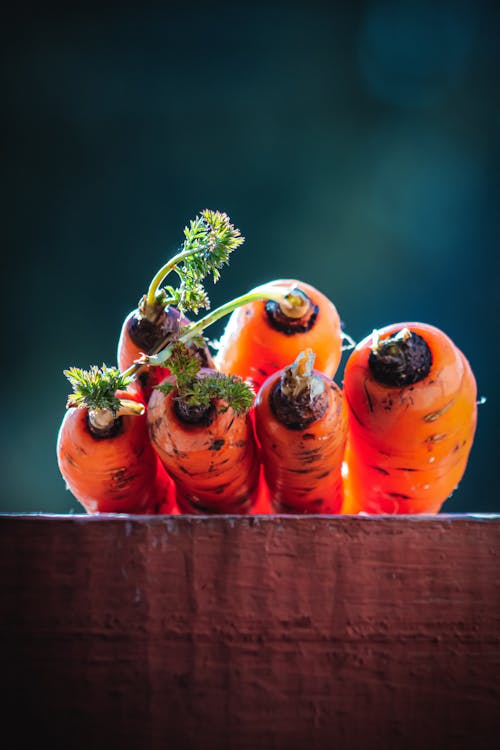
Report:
129,282,305,372
87,397,145,433
144,247,205,312
280,349,317,400
141,210,244,319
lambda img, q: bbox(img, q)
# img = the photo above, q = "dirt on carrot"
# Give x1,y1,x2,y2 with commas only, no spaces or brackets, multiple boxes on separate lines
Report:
342,323,478,514
254,349,348,514
146,344,259,514
57,368,175,514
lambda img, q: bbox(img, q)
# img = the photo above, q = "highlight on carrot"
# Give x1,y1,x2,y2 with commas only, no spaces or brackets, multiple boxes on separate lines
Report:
254,348,348,514
342,323,478,514
250,467,273,515
146,342,260,514
56,365,176,514
117,210,244,399
213,279,346,391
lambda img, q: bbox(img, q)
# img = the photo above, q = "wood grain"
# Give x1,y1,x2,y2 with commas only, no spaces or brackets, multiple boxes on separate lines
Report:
1,514,499,749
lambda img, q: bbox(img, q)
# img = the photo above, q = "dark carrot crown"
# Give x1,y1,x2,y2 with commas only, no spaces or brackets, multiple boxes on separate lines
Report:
368,328,432,387
271,349,328,429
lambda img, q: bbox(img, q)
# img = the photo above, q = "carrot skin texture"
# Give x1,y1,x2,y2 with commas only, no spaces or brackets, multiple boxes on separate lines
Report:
147,379,260,514
254,370,348,514
57,397,175,514
214,279,342,391
343,322,478,514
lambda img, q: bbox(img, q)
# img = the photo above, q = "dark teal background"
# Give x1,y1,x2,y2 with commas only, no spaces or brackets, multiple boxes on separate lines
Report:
1,1,498,512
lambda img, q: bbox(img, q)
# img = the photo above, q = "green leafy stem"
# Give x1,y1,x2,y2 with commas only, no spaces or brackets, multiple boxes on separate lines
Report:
158,342,255,416
141,209,244,319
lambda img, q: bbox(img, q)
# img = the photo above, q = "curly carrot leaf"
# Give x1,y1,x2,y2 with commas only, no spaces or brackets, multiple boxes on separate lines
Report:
186,373,255,415
182,210,245,282
156,342,254,415
165,341,202,389
145,209,245,315
161,281,210,315
64,365,134,413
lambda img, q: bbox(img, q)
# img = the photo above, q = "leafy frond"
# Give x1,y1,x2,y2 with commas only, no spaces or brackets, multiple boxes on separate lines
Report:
64,365,133,412
169,210,245,313
157,380,176,396
187,373,255,415
144,209,244,319
156,342,254,415
163,341,201,390
162,282,210,315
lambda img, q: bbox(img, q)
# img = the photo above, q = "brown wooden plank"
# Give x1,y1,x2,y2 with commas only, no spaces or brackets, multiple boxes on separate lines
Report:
1,514,499,750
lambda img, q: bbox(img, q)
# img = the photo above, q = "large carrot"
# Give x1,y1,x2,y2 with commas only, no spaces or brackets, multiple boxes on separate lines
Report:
57,365,175,514
213,279,346,391
117,210,244,399
342,323,478,514
147,343,259,514
254,349,347,513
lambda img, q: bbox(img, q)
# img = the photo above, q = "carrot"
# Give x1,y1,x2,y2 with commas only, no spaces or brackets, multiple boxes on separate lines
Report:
213,279,346,391
147,343,259,514
342,323,478,514
254,349,348,513
57,365,175,514
117,210,244,399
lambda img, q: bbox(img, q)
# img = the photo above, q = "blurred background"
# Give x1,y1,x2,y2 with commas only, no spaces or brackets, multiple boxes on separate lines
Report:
1,0,498,513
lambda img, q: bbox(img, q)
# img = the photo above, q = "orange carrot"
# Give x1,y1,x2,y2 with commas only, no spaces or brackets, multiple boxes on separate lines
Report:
254,349,348,513
57,366,175,514
147,343,259,514
117,210,244,399
342,323,478,514
214,279,345,391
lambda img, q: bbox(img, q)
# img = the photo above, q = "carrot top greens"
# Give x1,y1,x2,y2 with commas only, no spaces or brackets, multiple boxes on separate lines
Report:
158,342,254,416
64,365,134,413
142,209,245,319
136,282,307,374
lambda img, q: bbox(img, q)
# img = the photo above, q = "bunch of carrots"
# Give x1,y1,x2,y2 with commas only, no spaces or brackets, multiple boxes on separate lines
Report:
57,209,479,516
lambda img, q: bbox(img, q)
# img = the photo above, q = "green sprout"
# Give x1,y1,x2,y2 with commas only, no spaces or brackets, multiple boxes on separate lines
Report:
64,365,134,413
143,209,245,317
157,342,254,416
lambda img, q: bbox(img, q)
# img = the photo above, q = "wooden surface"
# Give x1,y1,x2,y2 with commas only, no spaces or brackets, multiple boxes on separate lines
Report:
1,514,499,750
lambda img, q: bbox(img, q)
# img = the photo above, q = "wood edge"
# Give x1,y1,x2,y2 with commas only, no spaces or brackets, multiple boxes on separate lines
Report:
1,512,499,522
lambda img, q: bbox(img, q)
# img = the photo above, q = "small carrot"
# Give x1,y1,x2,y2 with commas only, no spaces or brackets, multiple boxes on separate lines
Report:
342,323,478,514
57,365,175,514
254,349,348,513
213,279,346,391
147,343,259,514
117,210,244,399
